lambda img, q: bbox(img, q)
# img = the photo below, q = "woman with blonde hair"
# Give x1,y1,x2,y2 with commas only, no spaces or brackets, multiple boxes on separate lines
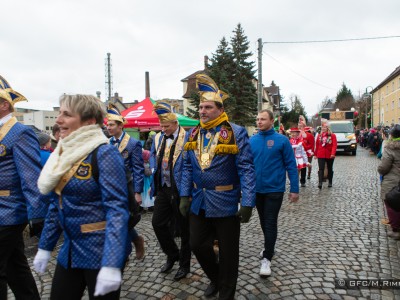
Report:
33,94,131,299
314,119,337,189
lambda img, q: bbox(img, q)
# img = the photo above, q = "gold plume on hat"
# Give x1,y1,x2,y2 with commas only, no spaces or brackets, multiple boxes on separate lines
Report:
106,102,126,124
0,75,27,110
196,74,229,104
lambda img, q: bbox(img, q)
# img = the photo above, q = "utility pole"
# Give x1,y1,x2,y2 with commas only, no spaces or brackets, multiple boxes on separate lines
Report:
105,53,113,103
257,38,263,112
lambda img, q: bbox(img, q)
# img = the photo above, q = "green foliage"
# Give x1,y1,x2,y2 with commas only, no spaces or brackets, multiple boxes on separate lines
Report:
228,24,257,126
186,24,258,126
208,37,236,116
186,91,200,119
336,83,355,110
280,95,308,128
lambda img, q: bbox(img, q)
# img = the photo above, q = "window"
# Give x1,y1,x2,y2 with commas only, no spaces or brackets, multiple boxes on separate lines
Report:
393,82,395,92
46,126,49,130
392,101,394,109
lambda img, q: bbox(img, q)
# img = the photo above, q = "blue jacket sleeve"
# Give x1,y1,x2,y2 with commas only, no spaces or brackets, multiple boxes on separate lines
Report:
14,128,49,220
98,147,130,268
39,198,63,251
130,140,144,193
234,127,256,207
180,133,193,197
283,139,299,193
149,137,157,170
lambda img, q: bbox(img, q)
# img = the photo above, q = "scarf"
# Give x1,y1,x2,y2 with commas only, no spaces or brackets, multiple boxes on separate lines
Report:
320,132,332,147
290,136,303,146
184,112,238,154
38,125,108,195
200,112,229,130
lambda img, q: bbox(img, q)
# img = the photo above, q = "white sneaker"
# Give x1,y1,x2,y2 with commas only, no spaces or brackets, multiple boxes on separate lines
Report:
260,258,271,276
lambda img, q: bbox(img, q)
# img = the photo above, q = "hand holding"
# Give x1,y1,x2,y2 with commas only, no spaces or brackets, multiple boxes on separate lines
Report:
179,197,191,217
235,206,253,223
94,267,122,296
135,193,142,205
33,249,51,274
289,193,299,203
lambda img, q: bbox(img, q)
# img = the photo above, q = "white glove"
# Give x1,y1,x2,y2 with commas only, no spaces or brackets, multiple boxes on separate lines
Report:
33,249,51,274
94,267,122,296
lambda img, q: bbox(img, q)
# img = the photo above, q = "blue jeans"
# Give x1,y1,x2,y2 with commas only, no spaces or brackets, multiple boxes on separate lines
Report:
256,192,284,261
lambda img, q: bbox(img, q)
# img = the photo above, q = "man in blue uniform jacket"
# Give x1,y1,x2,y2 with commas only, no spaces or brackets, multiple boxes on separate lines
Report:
150,100,191,281
106,103,145,259
179,74,256,299
0,75,47,299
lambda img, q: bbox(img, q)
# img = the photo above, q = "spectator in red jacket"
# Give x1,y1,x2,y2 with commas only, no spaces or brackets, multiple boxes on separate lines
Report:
298,122,315,185
315,120,337,189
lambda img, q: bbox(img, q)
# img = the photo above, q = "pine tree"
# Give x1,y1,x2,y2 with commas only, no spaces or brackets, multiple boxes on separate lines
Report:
228,23,257,126
208,37,236,116
186,91,200,119
336,83,355,111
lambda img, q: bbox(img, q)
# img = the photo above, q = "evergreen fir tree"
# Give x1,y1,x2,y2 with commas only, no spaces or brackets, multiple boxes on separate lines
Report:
228,23,257,126
186,91,200,119
208,37,235,116
336,83,355,111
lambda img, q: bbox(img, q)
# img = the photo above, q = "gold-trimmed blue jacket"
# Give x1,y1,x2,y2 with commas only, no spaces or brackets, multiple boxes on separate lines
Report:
149,127,187,197
39,145,131,269
0,123,48,225
180,123,256,217
110,132,144,193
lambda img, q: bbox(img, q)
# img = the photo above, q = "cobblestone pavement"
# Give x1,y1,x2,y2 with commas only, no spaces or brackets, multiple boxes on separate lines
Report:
8,147,400,299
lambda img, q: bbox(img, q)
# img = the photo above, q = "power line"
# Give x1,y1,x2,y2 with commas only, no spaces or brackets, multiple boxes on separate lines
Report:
264,35,400,44
263,50,337,91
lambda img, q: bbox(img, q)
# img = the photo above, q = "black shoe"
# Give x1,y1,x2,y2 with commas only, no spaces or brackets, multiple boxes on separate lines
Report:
307,175,311,179
301,183,306,187
328,183,332,187
318,184,322,189
204,282,218,297
174,267,189,280
160,257,178,273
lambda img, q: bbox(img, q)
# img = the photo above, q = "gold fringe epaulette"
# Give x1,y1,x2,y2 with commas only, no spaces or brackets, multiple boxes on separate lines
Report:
214,144,239,155
184,141,198,151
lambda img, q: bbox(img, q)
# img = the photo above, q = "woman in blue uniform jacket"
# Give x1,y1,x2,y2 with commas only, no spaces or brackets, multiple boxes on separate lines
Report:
33,94,131,300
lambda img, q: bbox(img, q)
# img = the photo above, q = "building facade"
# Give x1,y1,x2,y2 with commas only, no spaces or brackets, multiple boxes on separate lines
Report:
372,66,400,127
23,110,59,134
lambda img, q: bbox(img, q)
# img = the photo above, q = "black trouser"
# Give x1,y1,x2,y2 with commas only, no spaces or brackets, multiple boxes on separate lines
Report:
300,157,313,183
0,224,40,300
50,264,121,300
152,186,191,269
318,158,335,183
190,210,240,300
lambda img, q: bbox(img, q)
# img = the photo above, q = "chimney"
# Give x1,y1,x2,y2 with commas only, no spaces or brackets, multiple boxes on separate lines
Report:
204,55,209,70
145,72,150,98
96,91,101,99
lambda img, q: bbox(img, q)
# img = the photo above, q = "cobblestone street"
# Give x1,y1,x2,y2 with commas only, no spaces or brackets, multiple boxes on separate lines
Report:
10,147,400,299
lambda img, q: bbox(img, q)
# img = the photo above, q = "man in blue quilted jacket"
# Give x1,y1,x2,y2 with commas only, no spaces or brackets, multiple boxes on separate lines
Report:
0,75,48,299
179,74,256,299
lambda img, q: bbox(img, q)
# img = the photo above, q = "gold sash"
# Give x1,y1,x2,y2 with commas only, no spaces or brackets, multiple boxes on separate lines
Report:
54,157,87,208
118,132,130,153
0,117,17,142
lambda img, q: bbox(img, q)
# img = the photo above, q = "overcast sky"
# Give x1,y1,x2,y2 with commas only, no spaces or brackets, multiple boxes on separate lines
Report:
1,0,399,117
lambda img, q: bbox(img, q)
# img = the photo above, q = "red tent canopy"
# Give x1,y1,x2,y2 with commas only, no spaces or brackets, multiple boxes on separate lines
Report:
122,97,160,128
